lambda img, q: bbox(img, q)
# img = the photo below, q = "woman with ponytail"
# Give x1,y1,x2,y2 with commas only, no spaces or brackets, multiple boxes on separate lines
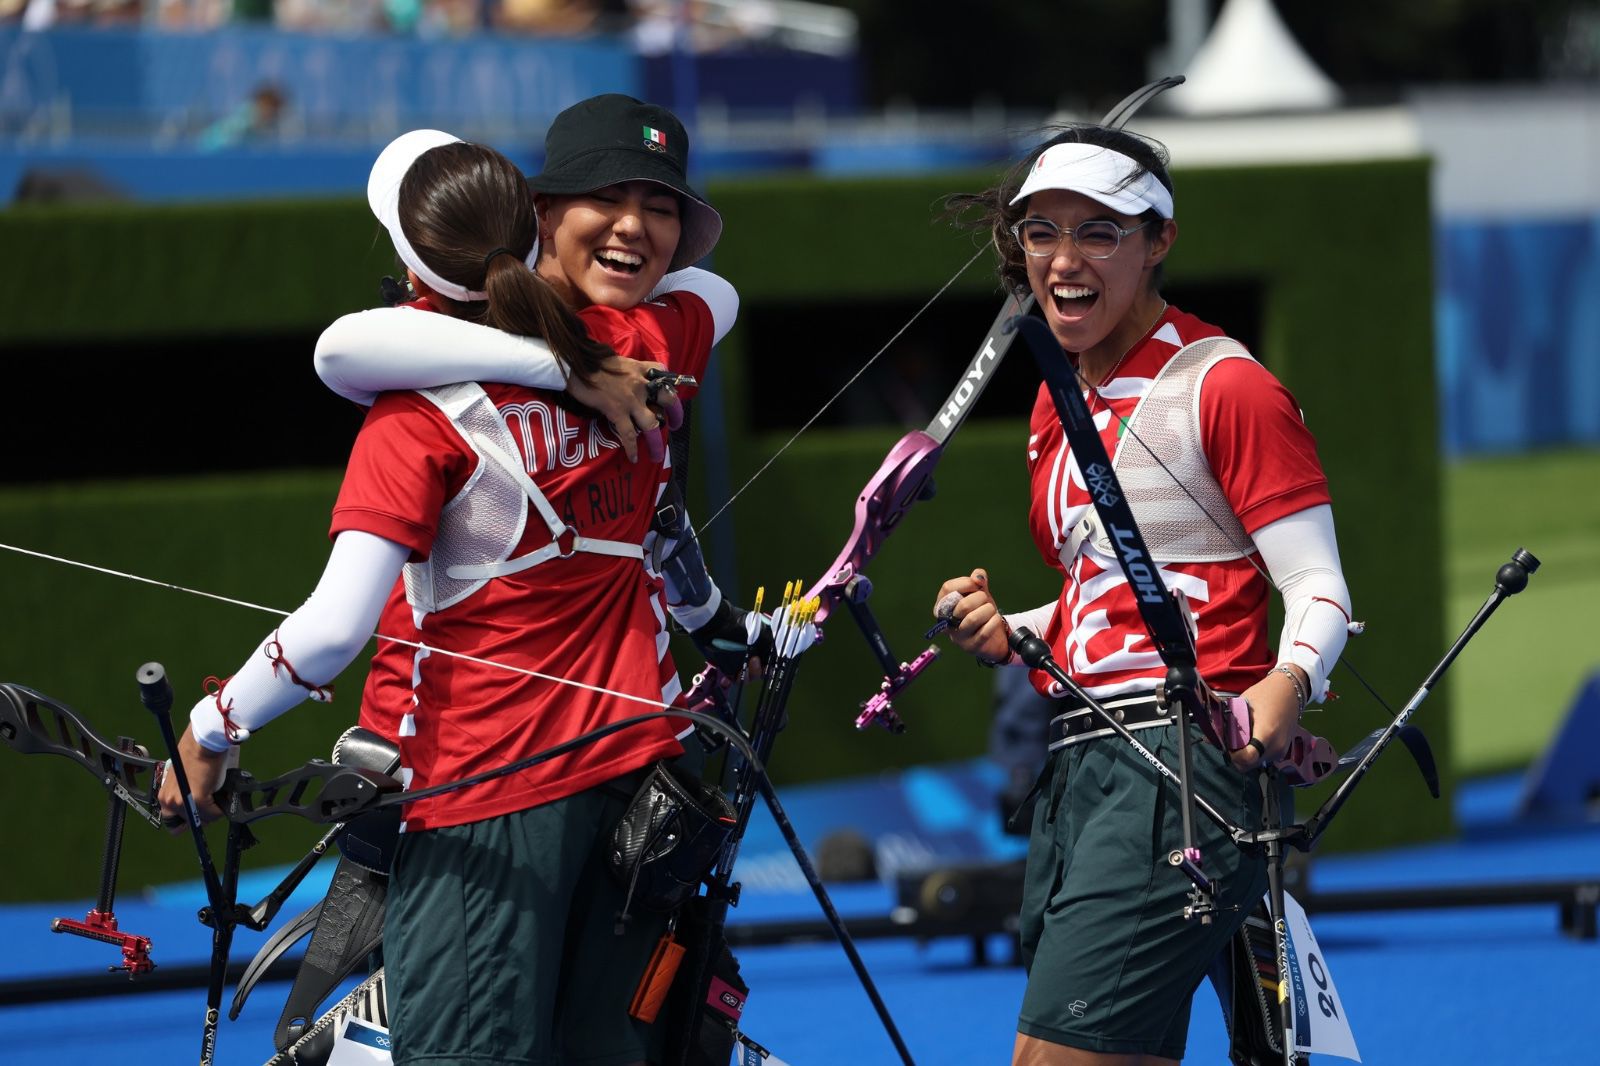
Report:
318,95,763,761
159,130,712,1066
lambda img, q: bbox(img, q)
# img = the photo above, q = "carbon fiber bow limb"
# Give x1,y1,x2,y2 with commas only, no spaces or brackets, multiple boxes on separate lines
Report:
699,593,920,1066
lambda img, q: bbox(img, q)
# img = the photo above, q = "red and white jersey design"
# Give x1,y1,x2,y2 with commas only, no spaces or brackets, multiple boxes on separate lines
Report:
1026,306,1331,700
335,292,716,831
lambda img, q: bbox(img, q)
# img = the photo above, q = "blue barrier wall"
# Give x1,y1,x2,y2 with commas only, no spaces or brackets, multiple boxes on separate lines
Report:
1435,216,1600,455
0,26,638,136
0,142,415,202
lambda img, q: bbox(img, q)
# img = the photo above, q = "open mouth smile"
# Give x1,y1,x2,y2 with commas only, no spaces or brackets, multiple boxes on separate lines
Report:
594,248,644,276
1051,284,1099,318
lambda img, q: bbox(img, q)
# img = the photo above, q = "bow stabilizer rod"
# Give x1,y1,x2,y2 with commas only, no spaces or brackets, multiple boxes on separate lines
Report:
138,662,247,1066
1302,549,1540,847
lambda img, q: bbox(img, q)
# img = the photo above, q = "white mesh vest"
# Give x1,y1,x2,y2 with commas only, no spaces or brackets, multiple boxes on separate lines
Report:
1065,337,1255,566
403,382,643,617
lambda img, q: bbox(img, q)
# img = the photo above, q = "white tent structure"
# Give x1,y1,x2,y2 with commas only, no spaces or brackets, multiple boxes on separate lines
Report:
1167,0,1341,115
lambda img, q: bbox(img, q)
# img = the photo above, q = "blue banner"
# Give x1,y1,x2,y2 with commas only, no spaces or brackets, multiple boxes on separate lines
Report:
1436,216,1600,454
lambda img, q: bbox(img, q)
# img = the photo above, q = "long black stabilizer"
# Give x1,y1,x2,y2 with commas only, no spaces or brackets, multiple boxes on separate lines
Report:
1303,549,1539,847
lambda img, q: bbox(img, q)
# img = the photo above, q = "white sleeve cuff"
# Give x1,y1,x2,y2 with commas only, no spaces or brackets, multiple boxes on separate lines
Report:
992,601,1057,668
1003,601,1057,640
189,689,249,752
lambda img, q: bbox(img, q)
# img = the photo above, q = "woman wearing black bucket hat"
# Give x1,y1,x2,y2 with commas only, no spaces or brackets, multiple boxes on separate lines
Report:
161,129,727,1066
528,92,723,278
315,97,767,756
316,94,728,461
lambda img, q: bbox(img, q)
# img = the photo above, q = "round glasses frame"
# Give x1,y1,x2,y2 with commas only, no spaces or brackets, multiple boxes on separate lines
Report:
1009,217,1158,260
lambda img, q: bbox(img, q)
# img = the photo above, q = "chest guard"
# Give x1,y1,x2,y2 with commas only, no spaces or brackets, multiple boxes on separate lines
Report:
1065,337,1256,567
404,382,643,617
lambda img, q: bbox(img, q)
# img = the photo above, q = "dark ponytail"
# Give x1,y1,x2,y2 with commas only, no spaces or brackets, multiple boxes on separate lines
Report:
945,124,1173,295
397,141,612,385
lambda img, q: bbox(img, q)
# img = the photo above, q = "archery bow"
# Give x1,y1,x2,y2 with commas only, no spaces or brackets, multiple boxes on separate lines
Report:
0,81,1159,1066
0,663,803,1066
796,288,1036,732
0,666,256,1066
2,73,1498,1066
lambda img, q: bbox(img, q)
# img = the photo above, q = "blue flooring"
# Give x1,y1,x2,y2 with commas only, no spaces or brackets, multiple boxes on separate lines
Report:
3,771,1596,1064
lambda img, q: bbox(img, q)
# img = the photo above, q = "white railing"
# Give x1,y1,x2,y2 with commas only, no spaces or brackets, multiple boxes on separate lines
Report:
691,0,858,57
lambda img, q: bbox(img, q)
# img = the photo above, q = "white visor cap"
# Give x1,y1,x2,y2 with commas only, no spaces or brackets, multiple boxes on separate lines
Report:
367,129,540,303
1010,142,1174,220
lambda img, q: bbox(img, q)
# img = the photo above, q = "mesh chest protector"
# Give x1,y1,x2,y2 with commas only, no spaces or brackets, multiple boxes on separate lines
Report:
403,382,643,618
1063,337,1256,568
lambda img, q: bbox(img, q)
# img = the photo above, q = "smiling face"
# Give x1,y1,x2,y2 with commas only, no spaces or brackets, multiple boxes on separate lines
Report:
535,180,683,310
1021,188,1175,374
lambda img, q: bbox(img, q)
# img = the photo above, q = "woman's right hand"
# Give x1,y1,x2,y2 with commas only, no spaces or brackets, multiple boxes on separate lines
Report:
567,357,684,463
933,568,1011,663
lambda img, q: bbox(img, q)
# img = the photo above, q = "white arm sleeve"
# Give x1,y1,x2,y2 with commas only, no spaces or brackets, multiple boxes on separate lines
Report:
648,267,740,344
188,531,411,751
1003,601,1057,639
314,307,566,407
994,600,1057,668
1253,504,1353,702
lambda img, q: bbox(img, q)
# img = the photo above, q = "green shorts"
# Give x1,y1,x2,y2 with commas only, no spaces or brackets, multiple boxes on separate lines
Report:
1017,720,1284,1060
386,771,668,1066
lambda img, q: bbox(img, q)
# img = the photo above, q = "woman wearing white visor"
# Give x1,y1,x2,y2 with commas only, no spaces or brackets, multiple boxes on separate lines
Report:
932,126,1353,1064
161,130,716,1066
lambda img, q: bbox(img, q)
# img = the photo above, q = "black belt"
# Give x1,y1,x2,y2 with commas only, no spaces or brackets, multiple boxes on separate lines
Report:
1048,694,1172,752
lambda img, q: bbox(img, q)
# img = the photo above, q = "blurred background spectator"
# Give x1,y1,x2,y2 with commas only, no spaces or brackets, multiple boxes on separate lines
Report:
196,80,285,150
495,0,601,36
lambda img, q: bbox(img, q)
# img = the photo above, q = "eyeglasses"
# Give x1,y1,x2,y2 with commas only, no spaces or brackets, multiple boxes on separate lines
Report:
1009,217,1157,260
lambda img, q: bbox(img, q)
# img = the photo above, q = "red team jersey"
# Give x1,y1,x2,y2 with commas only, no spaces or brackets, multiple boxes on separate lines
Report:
1026,306,1331,700
332,292,716,830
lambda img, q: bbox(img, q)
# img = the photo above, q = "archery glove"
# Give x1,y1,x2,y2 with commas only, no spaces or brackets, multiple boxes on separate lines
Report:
689,600,773,676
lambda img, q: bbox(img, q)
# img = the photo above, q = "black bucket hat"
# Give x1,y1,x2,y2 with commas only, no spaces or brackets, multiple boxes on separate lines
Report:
528,94,722,271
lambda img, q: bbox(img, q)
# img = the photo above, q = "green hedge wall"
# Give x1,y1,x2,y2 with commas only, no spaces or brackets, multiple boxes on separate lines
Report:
0,158,1443,901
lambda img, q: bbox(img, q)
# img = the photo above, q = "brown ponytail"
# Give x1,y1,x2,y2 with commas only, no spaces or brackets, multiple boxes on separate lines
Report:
397,141,612,385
